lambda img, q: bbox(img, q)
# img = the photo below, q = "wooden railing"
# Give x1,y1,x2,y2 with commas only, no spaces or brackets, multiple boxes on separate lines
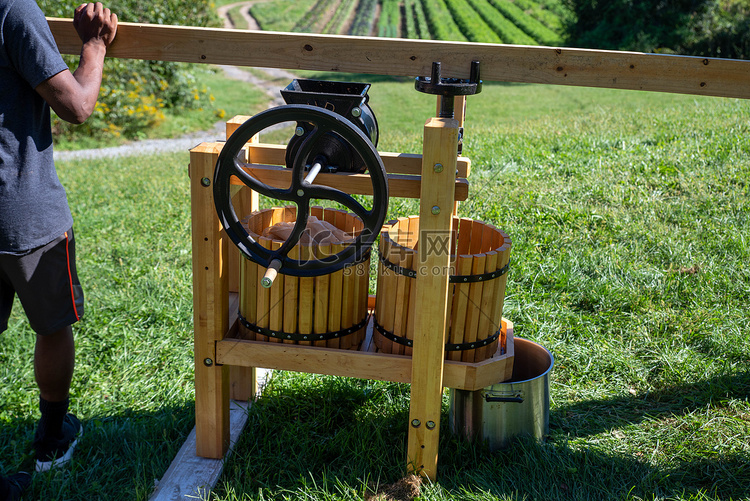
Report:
48,18,750,99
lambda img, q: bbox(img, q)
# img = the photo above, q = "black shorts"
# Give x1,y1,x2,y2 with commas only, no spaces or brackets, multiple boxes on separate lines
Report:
0,229,84,336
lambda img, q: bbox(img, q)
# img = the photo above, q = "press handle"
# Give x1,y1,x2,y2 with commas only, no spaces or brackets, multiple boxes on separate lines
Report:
261,259,283,288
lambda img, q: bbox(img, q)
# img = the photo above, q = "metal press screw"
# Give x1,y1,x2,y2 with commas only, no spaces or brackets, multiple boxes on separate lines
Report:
411,419,421,428
295,126,305,136
203,358,213,366
426,420,436,430
434,163,443,173
351,107,362,117
297,189,305,197
200,177,211,187
431,206,441,215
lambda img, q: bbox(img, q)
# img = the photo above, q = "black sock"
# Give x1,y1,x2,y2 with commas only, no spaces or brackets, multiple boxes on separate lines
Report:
0,476,10,499
36,396,70,441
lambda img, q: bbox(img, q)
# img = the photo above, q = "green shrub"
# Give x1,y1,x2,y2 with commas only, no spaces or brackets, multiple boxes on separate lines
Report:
53,65,166,139
565,0,750,59
37,0,221,140
563,0,697,52
681,0,750,59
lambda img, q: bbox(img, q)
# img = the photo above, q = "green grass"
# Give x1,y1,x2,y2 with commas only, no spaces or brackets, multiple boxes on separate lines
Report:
2,70,750,500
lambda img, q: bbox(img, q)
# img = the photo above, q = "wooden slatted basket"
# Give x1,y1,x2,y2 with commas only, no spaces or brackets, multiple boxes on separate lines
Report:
374,216,512,362
237,206,369,349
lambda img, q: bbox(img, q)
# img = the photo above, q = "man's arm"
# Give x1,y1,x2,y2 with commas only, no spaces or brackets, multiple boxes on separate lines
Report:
35,2,117,124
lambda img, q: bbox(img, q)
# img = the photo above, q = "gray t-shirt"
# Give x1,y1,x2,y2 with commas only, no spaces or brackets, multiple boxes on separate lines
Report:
0,0,73,253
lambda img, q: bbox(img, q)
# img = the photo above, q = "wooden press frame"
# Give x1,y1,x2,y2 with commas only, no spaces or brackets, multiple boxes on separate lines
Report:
49,18,750,480
187,105,515,480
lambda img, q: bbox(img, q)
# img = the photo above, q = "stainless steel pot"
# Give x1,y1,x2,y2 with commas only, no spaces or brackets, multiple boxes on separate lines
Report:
449,337,553,450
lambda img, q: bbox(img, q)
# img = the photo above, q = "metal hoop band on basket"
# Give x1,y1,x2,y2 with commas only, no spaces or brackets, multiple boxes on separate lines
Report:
372,316,503,352
377,250,510,283
238,312,369,343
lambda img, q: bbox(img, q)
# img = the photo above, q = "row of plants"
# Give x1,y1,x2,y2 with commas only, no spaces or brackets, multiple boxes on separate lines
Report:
227,0,567,47
383,0,566,45
402,0,430,39
466,0,537,44
489,0,562,45
245,0,569,47
411,0,432,39
324,0,358,34
513,0,568,32
402,0,419,38
292,0,340,33
419,0,468,41
445,0,503,43
349,0,379,36
534,0,572,19
378,0,401,37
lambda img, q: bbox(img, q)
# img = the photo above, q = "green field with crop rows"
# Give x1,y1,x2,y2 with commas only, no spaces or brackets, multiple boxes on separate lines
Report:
251,0,567,44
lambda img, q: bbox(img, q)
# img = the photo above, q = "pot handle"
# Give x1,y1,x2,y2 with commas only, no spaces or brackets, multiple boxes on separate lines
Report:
484,391,524,404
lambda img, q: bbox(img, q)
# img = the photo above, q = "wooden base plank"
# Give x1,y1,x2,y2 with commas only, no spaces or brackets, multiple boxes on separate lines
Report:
150,369,272,501
217,313,514,391
149,401,249,501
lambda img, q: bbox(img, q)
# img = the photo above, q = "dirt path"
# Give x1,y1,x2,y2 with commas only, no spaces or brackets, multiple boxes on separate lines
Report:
216,0,298,96
217,0,265,30
55,2,295,161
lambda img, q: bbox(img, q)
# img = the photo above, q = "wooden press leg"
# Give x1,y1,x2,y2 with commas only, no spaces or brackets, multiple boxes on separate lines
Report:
407,117,460,480
190,143,230,458
227,130,260,402
228,184,257,401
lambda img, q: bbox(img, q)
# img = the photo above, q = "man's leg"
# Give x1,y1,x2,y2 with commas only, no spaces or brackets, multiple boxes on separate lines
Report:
33,325,82,472
1,229,84,471
34,325,74,402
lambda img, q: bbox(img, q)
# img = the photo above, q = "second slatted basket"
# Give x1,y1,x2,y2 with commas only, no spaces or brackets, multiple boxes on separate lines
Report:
374,216,512,362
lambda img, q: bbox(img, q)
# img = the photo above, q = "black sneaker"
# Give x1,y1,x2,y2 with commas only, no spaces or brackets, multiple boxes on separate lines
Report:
34,414,83,472
0,472,31,501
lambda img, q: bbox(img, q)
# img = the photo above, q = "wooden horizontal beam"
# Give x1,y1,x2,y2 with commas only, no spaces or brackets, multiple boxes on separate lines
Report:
48,18,750,99
231,163,470,200
216,324,513,391
244,143,472,178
